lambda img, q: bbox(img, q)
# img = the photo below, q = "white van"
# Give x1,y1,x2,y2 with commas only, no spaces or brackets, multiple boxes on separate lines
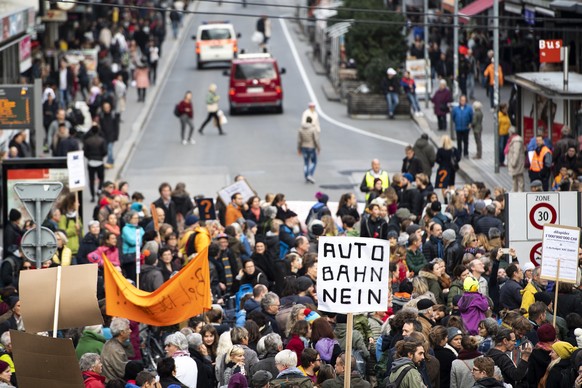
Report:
193,22,240,69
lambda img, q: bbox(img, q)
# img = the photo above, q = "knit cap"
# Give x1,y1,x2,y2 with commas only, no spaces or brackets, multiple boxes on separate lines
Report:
552,341,578,360
537,323,556,343
447,327,463,342
442,229,456,241
304,309,320,323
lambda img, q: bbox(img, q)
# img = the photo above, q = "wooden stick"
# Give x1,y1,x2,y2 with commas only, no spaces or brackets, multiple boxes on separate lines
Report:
344,313,353,388
150,203,159,231
553,259,560,329
74,191,80,228
53,266,62,338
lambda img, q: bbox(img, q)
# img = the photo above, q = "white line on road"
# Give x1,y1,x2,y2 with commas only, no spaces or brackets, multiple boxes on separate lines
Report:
279,18,409,147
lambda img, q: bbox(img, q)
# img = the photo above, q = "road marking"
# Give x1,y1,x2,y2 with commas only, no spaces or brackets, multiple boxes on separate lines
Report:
279,19,409,147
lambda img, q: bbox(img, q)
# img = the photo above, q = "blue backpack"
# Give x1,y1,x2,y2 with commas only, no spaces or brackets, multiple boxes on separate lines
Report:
235,283,254,311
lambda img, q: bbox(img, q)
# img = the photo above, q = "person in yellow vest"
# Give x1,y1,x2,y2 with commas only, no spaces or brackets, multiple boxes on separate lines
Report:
529,135,552,191
359,159,390,201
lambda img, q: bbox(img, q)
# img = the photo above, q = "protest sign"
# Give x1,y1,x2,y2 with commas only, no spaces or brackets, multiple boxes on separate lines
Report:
317,236,390,313
104,246,212,326
540,224,580,284
217,179,256,205
66,150,86,191
195,197,216,220
20,264,103,334
11,330,85,388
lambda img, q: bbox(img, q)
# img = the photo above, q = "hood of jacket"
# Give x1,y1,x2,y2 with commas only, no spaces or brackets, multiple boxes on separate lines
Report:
474,377,506,387
277,366,304,378
414,137,430,151
390,356,416,373
419,270,438,281
315,337,338,361
141,264,160,275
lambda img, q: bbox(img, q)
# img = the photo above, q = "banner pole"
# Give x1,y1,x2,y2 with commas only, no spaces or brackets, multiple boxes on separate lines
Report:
53,265,62,338
553,259,560,329
343,312,353,388
74,191,80,227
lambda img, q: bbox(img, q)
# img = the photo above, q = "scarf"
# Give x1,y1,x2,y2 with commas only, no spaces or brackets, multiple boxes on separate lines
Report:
173,350,190,357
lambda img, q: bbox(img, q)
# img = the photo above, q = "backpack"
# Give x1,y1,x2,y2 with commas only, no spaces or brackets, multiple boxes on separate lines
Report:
352,350,367,377
270,376,313,388
235,283,253,311
174,103,181,117
185,231,199,257
305,202,326,225
384,365,413,388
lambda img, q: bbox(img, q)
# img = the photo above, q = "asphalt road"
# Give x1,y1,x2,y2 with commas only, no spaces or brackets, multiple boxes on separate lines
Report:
121,0,426,203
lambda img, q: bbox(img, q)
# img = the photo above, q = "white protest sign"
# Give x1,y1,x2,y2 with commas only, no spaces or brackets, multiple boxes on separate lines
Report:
540,224,580,283
317,236,390,313
66,150,86,191
217,179,256,205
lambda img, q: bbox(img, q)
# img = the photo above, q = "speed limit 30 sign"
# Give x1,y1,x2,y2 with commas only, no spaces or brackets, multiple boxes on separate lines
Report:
527,193,559,240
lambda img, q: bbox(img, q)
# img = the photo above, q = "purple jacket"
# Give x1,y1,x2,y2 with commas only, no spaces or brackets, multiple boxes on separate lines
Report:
458,292,489,335
432,88,453,116
315,337,339,363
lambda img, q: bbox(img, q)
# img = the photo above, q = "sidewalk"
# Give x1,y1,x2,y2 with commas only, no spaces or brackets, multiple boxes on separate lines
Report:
413,83,514,191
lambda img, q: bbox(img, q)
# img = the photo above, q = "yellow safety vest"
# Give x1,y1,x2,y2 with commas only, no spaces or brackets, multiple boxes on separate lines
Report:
364,170,390,200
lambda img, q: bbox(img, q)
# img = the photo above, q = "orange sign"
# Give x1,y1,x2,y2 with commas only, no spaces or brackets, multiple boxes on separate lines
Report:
539,39,562,63
104,247,212,326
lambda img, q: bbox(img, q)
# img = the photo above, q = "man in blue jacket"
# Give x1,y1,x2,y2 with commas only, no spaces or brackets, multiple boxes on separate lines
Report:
452,95,473,158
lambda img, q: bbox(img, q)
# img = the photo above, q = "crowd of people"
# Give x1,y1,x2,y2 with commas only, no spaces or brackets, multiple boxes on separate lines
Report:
0,145,581,388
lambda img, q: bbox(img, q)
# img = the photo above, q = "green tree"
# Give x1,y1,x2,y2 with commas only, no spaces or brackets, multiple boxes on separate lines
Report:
335,0,407,93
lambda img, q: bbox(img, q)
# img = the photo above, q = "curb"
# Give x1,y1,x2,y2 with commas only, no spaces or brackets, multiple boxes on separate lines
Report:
112,2,198,180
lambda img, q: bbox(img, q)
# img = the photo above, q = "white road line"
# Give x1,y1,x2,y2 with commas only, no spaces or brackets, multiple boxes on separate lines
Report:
279,18,410,147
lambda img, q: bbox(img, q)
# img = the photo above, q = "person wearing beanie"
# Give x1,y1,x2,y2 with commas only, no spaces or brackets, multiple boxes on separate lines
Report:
401,145,423,178
477,318,498,353
251,370,272,388
542,341,580,387
458,276,491,335
4,209,22,251
527,323,557,387
447,327,463,354
138,251,164,292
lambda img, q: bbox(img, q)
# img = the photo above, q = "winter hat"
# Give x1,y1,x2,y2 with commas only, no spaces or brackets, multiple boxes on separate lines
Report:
315,192,329,204
537,323,557,343
463,276,479,292
534,292,553,306
295,276,313,292
245,219,257,229
530,180,543,189
406,224,421,235
144,250,158,265
130,202,143,212
395,208,412,220
387,230,399,240
552,341,578,360
402,173,414,183
251,370,272,388
387,68,397,76
522,262,535,273
431,201,442,212
8,209,21,222
442,229,456,242
309,220,325,236
447,327,463,342
0,360,9,373
474,200,486,213
304,309,320,323
185,215,200,226
416,299,435,312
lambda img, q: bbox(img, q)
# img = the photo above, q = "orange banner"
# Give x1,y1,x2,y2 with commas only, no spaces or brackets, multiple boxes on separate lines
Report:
104,247,212,326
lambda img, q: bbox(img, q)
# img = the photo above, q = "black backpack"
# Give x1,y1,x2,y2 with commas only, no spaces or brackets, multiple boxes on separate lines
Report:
174,103,181,117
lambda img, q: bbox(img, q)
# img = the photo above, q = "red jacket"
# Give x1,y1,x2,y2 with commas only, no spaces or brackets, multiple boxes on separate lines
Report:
286,335,305,365
178,100,193,118
82,371,105,388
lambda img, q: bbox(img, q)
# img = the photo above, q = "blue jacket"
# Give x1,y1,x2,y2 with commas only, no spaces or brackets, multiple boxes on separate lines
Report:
452,104,473,131
121,223,145,254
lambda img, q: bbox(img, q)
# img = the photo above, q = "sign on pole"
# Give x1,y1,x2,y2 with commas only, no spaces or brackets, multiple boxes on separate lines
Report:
540,224,580,283
539,39,563,63
67,150,86,191
317,236,390,313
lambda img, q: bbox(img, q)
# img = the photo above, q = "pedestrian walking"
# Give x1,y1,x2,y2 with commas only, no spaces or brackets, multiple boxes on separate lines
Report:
431,79,452,130
198,84,224,135
147,39,159,85
301,102,320,132
435,135,459,195
134,62,149,102
256,16,271,49
498,103,511,166
400,71,422,116
112,74,126,120
98,102,120,169
466,49,477,100
471,101,484,159
169,6,180,39
83,125,108,203
413,133,436,177
452,95,473,158
381,68,400,119
483,58,504,110
506,127,525,192
297,116,320,184
177,91,195,144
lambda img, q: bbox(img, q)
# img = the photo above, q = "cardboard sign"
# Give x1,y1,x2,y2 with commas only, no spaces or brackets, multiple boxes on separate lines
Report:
539,39,562,63
217,179,256,205
540,224,580,283
317,237,390,313
195,197,216,220
19,264,103,333
11,330,85,388
66,150,86,191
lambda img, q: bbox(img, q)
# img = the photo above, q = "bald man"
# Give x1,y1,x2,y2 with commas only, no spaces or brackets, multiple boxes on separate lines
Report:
360,159,390,201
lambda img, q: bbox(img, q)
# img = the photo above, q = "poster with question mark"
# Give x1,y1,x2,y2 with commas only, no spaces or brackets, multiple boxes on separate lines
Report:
195,198,216,220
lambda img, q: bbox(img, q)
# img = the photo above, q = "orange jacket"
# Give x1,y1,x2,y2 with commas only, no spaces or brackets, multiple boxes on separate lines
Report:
484,63,504,86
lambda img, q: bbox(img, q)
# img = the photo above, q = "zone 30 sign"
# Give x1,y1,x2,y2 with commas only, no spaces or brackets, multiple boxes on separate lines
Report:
506,192,579,266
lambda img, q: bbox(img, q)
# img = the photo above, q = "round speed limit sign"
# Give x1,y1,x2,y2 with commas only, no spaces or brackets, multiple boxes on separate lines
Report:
529,203,557,229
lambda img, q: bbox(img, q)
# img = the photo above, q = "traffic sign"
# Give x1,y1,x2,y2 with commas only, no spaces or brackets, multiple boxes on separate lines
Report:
526,193,559,240
539,39,563,63
529,242,543,266
20,226,57,263
13,182,64,224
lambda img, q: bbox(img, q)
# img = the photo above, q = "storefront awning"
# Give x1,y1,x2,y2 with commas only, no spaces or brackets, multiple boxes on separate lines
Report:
459,0,497,22
550,0,582,14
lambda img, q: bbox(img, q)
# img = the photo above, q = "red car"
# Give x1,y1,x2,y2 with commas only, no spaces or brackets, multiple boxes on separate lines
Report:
225,53,286,114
